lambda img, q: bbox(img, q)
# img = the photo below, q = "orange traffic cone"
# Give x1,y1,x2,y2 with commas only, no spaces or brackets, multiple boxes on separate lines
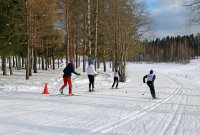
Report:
42,83,50,94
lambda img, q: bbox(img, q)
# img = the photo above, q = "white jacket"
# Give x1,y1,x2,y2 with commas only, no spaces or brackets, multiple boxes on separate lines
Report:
87,64,97,75
114,71,119,78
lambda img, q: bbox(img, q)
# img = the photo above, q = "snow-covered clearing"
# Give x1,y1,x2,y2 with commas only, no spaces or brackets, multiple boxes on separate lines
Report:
1,59,200,135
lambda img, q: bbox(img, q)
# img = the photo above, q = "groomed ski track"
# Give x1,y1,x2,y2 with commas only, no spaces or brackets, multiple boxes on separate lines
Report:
0,62,200,135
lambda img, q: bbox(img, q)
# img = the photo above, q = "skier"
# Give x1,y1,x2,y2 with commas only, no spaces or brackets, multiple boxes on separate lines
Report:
112,68,120,89
87,59,97,92
59,58,81,96
143,69,157,99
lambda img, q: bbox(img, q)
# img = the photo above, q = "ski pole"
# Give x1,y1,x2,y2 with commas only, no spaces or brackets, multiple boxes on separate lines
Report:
51,77,63,95
72,75,80,82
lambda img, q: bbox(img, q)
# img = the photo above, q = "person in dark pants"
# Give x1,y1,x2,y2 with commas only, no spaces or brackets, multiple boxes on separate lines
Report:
112,68,120,89
59,59,81,96
143,69,157,99
87,59,97,92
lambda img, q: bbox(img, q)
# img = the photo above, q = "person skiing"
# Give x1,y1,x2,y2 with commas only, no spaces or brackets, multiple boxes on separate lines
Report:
112,68,120,89
143,69,157,99
87,59,97,92
59,58,81,96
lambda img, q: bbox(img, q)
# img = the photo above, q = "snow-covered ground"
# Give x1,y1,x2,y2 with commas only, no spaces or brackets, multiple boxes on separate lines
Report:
1,59,200,135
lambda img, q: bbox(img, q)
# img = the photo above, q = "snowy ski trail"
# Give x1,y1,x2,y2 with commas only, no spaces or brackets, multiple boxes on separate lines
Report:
1,61,200,135
91,73,183,134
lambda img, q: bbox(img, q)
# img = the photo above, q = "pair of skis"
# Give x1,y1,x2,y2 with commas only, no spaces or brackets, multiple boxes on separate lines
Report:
50,93,79,97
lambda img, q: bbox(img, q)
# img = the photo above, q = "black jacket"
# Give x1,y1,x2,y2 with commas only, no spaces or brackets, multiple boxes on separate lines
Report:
63,63,79,78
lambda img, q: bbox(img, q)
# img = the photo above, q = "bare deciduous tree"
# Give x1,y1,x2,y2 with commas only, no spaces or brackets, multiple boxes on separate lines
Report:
184,0,200,24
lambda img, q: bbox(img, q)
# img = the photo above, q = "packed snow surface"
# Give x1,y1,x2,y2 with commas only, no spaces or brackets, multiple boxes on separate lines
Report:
1,59,200,135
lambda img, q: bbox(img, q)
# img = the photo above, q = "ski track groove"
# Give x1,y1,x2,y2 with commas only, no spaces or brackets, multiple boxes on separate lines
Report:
2,65,200,135
161,74,185,135
141,74,187,135
183,79,199,135
29,70,200,134
161,74,192,135
162,98,185,135
134,74,185,135
109,72,198,135
194,103,200,135
181,77,199,135
91,73,184,134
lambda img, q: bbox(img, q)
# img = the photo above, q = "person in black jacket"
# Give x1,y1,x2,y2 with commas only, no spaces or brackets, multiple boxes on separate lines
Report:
143,69,157,99
59,59,80,95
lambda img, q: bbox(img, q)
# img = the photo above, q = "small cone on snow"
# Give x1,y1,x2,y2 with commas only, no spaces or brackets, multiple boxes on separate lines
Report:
42,83,50,94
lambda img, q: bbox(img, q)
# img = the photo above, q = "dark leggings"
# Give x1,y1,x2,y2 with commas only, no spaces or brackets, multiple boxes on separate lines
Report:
112,77,119,88
147,81,156,98
88,75,95,89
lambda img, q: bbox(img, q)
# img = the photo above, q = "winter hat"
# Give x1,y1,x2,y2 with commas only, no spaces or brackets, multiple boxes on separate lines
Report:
150,69,153,74
90,59,95,65
115,68,118,72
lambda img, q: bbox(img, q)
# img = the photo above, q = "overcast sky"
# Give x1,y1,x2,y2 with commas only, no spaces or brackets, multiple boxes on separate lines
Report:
145,0,200,40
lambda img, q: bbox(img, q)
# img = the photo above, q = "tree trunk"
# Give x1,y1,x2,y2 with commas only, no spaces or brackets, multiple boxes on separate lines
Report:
57,59,59,68
12,56,15,67
38,57,41,69
42,45,44,70
33,47,37,73
9,57,13,75
94,0,99,69
87,0,92,60
22,57,25,69
45,45,48,70
17,56,22,70
83,16,87,72
65,0,69,64
75,39,78,68
26,0,29,80
29,47,32,76
78,55,80,67
103,50,106,72
2,57,7,75
52,47,55,70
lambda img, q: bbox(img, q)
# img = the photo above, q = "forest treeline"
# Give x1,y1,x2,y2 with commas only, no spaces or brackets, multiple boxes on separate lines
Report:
0,0,149,81
127,34,200,63
144,34,200,63
0,0,199,81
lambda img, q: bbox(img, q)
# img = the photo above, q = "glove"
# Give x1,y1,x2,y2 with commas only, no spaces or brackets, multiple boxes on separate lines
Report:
78,73,81,76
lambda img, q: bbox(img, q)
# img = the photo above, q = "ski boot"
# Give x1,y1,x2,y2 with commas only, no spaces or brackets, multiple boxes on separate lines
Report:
69,93,74,96
152,95,158,99
59,89,63,95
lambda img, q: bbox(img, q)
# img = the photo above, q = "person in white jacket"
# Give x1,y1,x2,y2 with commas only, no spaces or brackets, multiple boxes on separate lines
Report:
112,68,121,89
87,59,97,92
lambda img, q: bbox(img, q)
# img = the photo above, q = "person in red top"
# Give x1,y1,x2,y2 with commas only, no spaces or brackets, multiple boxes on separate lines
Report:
59,59,80,95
